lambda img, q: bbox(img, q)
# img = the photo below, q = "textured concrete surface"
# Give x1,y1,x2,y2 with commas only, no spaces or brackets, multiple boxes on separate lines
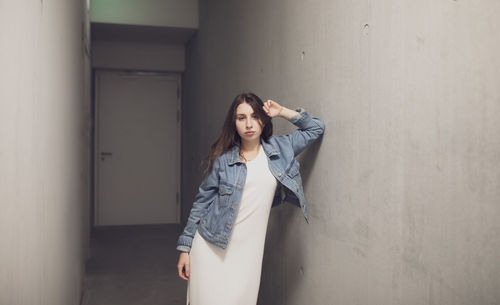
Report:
181,1,500,304
0,1,89,305
81,225,186,305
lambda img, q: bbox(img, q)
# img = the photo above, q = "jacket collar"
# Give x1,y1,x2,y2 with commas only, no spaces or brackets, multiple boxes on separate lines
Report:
227,137,280,165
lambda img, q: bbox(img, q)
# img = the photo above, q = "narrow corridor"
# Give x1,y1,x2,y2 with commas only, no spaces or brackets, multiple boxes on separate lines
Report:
3,1,500,304
81,225,186,305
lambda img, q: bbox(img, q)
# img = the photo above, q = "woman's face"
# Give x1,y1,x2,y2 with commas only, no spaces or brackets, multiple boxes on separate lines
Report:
235,102,263,142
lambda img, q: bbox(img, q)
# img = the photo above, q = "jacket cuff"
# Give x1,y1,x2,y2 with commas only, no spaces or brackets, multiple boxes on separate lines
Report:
288,107,309,126
176,245,191,253
176,235,193,253
288,107,305,123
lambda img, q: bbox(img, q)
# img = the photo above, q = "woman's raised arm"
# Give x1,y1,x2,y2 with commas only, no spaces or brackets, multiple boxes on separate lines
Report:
263,100,325,156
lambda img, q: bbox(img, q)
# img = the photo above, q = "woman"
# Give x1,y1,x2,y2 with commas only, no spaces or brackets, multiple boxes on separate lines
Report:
176,92,325,305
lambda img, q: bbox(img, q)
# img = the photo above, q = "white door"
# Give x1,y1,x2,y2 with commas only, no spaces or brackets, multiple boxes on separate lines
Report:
95,71,180,226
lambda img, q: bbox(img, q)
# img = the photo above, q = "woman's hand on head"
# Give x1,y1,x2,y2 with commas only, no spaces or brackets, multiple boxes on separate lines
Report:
263,100,283,118
177,252,190,280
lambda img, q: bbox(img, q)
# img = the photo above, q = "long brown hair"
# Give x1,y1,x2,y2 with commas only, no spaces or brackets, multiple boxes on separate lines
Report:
203,92,273,177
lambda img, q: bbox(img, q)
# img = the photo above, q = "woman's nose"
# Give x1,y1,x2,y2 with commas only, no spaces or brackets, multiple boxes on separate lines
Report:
246,118,252,128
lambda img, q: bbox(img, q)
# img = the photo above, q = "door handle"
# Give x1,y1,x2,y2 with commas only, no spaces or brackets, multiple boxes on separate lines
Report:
100,152,112,161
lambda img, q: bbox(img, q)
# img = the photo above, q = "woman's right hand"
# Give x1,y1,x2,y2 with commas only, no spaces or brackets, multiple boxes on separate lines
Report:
177,252,190,280
263,99,283,118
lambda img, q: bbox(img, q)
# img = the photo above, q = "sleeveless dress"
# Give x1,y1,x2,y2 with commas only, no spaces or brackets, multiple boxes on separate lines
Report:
186,145,278,305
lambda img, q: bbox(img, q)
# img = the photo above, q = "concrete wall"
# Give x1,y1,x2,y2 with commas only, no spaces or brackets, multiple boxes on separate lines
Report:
90,0,198,28
182,1,500,304
0,1,89,305
92,40,185,71
83,0,93,261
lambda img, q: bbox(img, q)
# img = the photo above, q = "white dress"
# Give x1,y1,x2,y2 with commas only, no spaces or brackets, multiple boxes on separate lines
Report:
187,145,278,305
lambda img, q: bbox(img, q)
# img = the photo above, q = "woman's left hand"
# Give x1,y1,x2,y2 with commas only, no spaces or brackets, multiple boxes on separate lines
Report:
263,100,283,118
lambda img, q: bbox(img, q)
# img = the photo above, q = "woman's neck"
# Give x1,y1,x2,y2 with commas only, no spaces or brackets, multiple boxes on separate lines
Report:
240,139,260,153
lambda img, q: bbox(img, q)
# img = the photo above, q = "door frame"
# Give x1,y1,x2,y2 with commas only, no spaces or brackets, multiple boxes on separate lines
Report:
91,69,182,227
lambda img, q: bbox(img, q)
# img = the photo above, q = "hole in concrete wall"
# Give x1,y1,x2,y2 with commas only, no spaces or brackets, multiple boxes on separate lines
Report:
301,51,305,61
362,24,370,36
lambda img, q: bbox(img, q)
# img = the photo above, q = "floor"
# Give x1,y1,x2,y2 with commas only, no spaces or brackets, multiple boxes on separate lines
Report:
81,224,187,305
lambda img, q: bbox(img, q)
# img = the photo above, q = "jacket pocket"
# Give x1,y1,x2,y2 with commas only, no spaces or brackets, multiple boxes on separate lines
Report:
218,182,234,206
218,183,234,195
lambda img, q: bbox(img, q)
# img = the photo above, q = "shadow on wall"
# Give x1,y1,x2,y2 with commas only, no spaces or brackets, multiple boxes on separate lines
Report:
258,137,324,304
298,136,324,191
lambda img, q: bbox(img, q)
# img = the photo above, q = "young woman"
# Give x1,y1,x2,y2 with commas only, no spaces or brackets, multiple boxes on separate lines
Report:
176,92,325,305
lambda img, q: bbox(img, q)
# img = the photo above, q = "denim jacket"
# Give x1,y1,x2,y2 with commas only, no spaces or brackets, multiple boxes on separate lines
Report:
176,108,325,252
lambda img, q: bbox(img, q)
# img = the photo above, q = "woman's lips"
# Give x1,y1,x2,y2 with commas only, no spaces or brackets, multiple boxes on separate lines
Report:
244,131,255,135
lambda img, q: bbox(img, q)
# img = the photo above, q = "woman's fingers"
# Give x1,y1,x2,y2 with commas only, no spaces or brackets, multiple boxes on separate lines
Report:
185,263,190,277
262,104,271,116
263,100,276,117
263,99,281,117
177,263,186,280
178,263,189,280
177,253,190,280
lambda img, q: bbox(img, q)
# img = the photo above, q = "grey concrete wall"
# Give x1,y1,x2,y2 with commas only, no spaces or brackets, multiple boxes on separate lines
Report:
0,1,89,305
83,0,93,261
182,1,500,304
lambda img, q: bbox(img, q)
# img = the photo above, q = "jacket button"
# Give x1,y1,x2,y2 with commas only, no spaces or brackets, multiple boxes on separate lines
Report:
278,173,282,177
